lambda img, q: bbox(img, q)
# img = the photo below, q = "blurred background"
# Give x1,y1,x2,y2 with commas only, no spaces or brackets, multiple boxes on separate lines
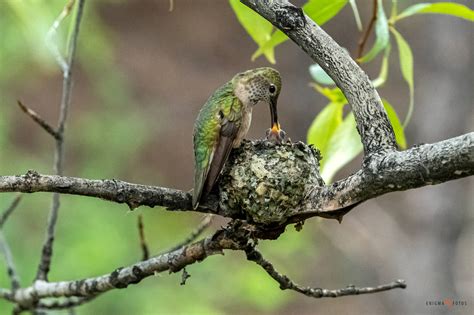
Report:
0,0,472,314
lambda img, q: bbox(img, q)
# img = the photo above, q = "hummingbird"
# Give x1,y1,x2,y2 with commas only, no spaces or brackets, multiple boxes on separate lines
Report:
192,67,284,209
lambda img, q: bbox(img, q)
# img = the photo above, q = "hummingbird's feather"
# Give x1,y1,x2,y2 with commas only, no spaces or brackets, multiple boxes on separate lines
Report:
202,118,239,200
192,82,243,209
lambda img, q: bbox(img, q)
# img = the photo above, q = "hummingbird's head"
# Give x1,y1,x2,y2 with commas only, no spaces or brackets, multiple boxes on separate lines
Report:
233,67,282,137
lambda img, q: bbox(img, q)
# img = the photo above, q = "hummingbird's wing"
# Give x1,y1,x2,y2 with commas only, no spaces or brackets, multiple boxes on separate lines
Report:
201,115,240,199
192,97,242,209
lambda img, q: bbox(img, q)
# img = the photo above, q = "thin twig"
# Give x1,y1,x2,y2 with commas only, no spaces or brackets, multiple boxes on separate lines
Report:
356,0,378,60
0,194,22,229
137,214,149,261
180,268,190,285
45,0,75,72
164,215,213,253
245,246,406,298
36,0,86,282
0,231,21,290
16,101,60,140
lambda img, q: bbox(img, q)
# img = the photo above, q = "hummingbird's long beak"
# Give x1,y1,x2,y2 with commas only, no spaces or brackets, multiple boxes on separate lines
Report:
269,99,280,135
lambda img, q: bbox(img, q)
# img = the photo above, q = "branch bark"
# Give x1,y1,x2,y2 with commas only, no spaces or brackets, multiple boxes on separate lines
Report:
1,223,244,310
299,133,474,221
241,0,397,156
1,134,472,222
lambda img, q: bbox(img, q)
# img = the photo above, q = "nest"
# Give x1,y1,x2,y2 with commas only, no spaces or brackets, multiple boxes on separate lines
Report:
218,140,324,224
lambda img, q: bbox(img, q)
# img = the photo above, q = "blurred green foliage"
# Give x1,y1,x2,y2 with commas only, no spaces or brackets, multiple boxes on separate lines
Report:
0,1,319,314
1,0,473,313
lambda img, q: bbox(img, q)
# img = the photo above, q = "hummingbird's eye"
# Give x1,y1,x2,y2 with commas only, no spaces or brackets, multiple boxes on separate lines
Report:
269,84,276,94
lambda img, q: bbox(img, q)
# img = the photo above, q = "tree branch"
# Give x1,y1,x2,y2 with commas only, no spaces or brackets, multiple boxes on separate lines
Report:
36,0,86,281
137,214,150,260
0,223,246,309
1,134,471,222
163,215,213,254
0,194,22,228
36,296,96,311
245,246,406,298
300,133,474,221
356,0,378,60
241,0,397,156
0,231,21,290
0,194,22,291
16,101,60,140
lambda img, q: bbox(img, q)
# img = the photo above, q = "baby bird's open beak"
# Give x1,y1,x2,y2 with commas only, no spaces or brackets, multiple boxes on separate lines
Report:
267,99,286,144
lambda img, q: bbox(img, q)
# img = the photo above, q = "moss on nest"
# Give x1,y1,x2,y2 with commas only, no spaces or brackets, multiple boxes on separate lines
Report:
218,140,324,224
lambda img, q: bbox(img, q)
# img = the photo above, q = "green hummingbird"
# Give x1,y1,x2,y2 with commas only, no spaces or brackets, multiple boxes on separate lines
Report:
192,67,284,209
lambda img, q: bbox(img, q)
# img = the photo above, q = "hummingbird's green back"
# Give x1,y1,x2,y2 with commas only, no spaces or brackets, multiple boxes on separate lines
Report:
193,81,243,208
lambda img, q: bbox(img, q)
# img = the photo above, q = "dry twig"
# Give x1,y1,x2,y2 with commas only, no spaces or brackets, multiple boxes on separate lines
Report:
36,0,86,282
0,194,22,228
137,214,150,260
245,246,406,298
356,0,378,60
16,101,60,140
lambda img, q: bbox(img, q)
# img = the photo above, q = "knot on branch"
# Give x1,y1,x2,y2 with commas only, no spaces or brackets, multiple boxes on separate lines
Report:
218,140,324,225
275,5,306,30
24,170,41,192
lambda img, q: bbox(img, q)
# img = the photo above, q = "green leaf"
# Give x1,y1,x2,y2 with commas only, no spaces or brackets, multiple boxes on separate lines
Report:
372,44,391,88
309,64,335,85
304,0,348,25
382,99,407,149
358,0,389,63
311,84,347,103
390,27,414,127
229,0,275,63
307,102,344,164
397,3,474,22
320,112,363,183
251,30,287,62
252,0,348,61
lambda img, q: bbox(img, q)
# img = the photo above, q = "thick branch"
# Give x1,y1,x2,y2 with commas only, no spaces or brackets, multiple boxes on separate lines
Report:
1,134,471,222
301,133,474,220
0,171,198,211
1,225,244,308
241,0,397,156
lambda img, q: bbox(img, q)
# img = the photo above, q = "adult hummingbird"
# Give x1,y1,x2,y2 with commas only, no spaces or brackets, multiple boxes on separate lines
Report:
192,67,284,209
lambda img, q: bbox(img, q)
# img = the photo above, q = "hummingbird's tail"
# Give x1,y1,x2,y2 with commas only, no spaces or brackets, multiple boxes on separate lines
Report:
192,170,206,209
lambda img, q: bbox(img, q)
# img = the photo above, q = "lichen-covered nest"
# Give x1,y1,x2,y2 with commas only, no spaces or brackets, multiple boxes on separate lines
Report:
218,140,324,224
